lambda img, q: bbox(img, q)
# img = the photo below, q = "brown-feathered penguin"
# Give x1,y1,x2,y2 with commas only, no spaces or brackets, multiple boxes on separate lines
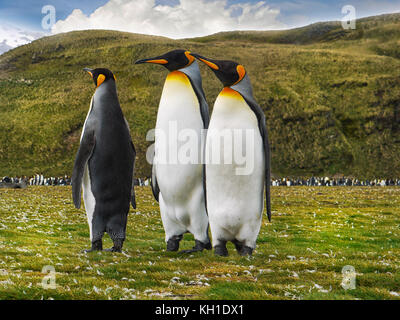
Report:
135,50,211,253
193,54,272,256
72,68,136,253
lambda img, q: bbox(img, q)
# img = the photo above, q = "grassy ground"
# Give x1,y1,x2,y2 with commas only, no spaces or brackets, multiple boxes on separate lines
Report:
0,186,399,300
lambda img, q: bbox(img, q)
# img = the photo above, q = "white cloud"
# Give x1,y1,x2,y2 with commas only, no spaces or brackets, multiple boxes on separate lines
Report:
51,0,286,39
0,24,45,55
0,40,12,55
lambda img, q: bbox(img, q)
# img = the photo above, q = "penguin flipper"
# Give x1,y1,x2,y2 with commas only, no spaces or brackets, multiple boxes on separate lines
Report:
131,188,137,209
260,120,272,222
198,92,210,130
124,118,137,210
151,163,160,202
145,147,160,202
187,76,209,214
241,95,272,222
195,88,209,215
130,141,137,209
188,77,210,129
72,130,96,209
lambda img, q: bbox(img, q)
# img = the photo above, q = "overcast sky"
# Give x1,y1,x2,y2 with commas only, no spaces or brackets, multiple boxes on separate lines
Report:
1,0,400,54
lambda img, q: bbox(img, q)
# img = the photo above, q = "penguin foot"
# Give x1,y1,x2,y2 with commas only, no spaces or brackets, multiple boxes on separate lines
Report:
238,246,254,256
214,244,228,257
179,240,212,254
105,239,124,253
82,240,103,253
166,235,183,252
232,240,243,253
104,247,122,253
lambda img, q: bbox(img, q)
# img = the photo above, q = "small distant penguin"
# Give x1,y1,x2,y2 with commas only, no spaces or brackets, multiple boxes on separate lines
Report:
193,54,272,256
72,68,136,253
135,50,211,253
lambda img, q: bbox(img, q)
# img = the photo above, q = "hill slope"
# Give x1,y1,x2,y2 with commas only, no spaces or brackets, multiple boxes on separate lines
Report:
1,14,400,178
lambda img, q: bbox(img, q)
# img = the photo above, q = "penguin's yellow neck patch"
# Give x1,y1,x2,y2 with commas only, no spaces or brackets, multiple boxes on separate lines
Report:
219,87,244,101
166,71,190,86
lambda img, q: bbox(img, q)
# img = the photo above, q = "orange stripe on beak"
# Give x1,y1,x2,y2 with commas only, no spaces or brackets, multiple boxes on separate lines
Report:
199,58,219,70
145,59,168,65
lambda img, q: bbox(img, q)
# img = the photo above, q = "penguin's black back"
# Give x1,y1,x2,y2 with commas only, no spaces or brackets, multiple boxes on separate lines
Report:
86,81,134,239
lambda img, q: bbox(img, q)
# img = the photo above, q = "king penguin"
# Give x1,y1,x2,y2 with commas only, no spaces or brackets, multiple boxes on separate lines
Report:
193,54,272,256
72,68,136,253
135,50,211,253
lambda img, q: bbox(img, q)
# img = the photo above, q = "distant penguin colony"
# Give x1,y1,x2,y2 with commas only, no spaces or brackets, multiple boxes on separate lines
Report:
73,50,271,256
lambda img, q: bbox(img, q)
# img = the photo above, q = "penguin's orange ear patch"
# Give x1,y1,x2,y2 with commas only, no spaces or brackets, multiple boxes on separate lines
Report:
185,51,195,66
233,65,246,85
97,74,106,87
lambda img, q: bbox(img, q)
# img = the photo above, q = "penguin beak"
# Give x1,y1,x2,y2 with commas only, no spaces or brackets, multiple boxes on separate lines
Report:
83,68,94,77
191,54,219,70
134,57,168,65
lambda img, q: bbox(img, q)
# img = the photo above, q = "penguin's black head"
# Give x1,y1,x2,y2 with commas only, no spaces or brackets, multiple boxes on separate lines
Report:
83,68,116,88
191,54,246,87
134,49,195,71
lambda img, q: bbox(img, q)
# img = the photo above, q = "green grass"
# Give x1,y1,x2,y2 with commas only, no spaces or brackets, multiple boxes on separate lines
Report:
0,186,399,300
1,14,400,178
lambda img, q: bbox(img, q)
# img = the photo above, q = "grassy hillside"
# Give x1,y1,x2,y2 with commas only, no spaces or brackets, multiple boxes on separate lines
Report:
1,14,400,178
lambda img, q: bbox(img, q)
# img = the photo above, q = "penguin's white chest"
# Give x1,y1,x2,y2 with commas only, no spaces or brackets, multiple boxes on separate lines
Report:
155,71,203,192
82,164,96,240
80,96,96,240
157,71,201,133
206,88,265,234
80,97,94,142
155,71,205,228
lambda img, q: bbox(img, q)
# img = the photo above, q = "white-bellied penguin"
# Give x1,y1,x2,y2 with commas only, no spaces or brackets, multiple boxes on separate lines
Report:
193,54,272,256
72,68,136,253
135,50,211,253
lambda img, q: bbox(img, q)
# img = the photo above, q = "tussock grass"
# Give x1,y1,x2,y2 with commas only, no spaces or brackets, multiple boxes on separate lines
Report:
0,186,399,300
